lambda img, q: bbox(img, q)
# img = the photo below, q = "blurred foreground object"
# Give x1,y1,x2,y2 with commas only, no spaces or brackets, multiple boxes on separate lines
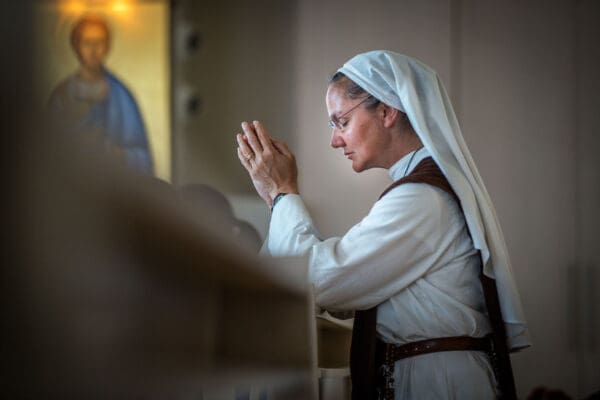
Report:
315,311,353,399
179,183,262,252
6,123,316,399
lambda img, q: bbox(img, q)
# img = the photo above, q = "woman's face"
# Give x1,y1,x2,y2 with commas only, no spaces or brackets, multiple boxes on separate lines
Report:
326,84,393,172
76,23,109,71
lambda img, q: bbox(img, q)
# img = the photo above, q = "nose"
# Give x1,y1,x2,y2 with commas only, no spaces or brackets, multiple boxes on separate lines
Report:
330,129,344,148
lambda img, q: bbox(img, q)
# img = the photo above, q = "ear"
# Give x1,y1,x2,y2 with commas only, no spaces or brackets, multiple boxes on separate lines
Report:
381,104,400,129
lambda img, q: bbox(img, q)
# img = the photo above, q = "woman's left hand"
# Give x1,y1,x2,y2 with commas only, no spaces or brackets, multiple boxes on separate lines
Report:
236,120,299,207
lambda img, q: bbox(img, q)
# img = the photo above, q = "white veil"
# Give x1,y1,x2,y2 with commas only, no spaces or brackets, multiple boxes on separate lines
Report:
338,50,530,350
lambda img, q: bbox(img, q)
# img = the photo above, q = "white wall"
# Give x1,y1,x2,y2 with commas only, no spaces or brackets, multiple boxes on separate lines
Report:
457,1,579,396
172,0,298,194
294,0,452,237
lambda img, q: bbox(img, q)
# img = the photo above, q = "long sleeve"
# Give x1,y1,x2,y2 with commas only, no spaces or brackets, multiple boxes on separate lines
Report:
265,183,472,311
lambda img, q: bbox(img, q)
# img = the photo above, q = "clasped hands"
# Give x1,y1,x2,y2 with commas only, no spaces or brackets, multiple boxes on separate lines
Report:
236,120,298,207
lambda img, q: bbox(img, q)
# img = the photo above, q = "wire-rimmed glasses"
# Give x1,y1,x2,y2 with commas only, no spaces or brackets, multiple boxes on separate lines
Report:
328,96,372,130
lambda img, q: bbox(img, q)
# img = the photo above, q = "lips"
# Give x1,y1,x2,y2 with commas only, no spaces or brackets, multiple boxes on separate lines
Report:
344,152,354,158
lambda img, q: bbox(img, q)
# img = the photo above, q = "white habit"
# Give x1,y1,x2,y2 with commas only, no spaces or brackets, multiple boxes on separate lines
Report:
263,148,498,399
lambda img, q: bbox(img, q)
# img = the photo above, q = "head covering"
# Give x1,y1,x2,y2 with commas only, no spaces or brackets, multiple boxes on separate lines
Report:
338,50,530,350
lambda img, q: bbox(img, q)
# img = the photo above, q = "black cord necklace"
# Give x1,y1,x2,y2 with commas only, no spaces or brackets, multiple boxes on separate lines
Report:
402,146,424,177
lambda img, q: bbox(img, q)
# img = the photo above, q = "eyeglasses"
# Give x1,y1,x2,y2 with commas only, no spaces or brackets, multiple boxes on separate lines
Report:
328,96,372,130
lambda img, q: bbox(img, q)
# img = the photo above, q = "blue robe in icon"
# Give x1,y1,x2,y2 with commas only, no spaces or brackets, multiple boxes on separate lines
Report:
48,69,154,174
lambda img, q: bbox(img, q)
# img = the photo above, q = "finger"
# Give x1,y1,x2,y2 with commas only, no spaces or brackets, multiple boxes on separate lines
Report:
272,138,293,158
236,133,254,159
270,138,285,154
253,120,275,152
236,132,250,151
241,121,263,154
237,146,252,171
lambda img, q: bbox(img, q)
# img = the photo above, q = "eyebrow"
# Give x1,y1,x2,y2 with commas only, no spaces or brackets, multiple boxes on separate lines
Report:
329,110,344,119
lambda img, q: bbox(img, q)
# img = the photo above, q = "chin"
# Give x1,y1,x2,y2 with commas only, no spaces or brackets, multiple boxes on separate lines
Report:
351,162,366,173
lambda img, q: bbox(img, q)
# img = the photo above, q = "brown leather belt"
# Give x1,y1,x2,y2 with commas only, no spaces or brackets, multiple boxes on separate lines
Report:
374,335,495,400
377,334,493,362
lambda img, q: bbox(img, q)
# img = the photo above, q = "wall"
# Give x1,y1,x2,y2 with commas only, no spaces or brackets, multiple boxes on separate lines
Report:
457,0,579,395
171,0,298,195
294,0,452,237
171,0,299,235
574,0,600,393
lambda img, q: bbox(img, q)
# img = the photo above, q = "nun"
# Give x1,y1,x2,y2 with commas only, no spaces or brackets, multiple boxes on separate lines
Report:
235,50,529,400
